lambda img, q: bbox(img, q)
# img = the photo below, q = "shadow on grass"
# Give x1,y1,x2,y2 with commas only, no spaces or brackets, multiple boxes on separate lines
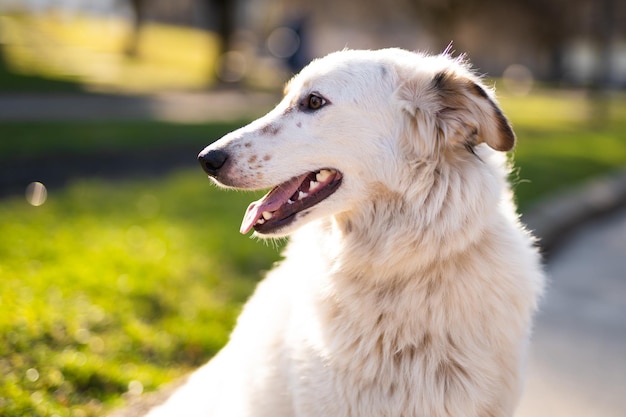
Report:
0,121,245,198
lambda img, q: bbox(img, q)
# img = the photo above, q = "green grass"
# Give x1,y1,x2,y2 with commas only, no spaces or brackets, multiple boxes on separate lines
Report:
0,89,625,416
0,170,280,416
501,91,626,209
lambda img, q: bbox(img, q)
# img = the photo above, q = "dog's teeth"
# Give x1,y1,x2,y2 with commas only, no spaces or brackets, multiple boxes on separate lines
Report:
316,170,332,182
287,199,295,204
256,218,265,225
298,191,308,200
262,211,273,220
309,181,319,191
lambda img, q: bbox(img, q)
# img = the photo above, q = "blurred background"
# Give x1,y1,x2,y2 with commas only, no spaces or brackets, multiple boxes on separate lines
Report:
0,0,625,92
0,1,624,416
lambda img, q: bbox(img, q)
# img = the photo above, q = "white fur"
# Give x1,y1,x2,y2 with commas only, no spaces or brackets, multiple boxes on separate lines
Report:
147,48,544,417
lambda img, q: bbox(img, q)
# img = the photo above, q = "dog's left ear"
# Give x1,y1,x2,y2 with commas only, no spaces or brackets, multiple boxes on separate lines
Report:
431,70,515,152
400,66,515,153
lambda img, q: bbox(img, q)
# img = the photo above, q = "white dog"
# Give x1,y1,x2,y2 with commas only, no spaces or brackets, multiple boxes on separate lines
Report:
147,48,544,417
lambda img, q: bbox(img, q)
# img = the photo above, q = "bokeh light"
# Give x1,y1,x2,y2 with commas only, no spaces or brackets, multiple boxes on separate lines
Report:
216,50,247,83
267,27,300,59
25,181,47,206
502,64,534,96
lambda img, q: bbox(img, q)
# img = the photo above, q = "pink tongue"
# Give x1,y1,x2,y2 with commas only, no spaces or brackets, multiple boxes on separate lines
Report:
240,173,308,234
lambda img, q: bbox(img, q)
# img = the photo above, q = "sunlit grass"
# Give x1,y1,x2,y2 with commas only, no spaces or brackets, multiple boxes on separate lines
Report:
499,88,626,209
0,13,219,92
499,88,626,130
0,170,279,416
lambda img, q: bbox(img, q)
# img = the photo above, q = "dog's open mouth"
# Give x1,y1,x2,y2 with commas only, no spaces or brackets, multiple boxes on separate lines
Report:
240,169,342,234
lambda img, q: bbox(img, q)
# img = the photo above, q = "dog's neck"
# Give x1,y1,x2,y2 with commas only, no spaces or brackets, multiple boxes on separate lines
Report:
324,155,505,284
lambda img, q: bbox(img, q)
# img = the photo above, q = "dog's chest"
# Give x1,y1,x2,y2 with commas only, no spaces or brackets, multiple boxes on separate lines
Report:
287,284,473,417
290,327,468,417
279,228,505,416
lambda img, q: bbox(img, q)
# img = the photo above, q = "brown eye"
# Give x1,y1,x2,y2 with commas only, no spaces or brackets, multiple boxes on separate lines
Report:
307,94,326,110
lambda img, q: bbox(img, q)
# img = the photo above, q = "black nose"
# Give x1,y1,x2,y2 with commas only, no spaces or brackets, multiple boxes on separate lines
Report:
198,149,228,177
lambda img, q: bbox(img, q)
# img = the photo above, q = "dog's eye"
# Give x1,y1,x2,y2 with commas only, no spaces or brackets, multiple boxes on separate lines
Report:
304,94,327,111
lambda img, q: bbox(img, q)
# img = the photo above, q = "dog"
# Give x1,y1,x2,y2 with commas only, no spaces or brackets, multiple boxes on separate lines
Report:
146,48,544,417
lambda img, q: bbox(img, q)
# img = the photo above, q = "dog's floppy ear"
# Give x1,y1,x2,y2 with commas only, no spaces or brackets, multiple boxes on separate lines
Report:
431,70,515,152
400,65,515,154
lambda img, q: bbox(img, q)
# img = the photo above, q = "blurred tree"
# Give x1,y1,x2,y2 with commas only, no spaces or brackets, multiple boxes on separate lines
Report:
202,0,239,84
594,0,619,89
405,0,624,84
301,0,623,85
125,0,147,57
404,0,585,81
205,0,237,57
123,0,238,60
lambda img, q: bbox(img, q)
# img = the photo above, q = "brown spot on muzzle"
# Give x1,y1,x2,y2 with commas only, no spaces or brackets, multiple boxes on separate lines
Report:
261,124,281,136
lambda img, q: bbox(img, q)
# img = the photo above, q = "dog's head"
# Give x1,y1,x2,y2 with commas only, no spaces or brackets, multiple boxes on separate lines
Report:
198,48,514,237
